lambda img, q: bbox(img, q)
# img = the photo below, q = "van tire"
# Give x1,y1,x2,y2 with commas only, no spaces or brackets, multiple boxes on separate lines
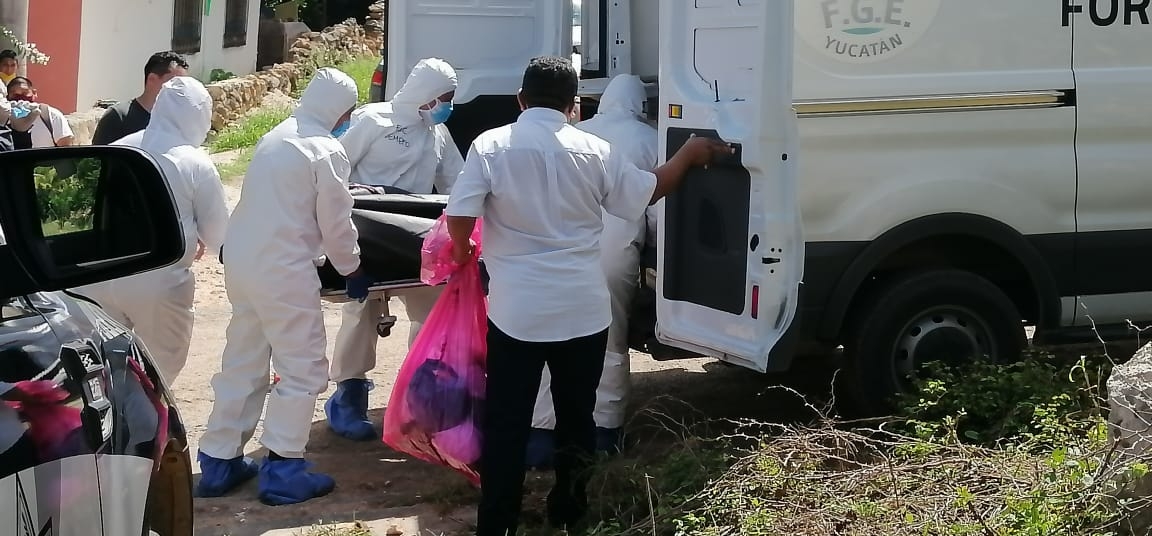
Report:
840,269,1026,417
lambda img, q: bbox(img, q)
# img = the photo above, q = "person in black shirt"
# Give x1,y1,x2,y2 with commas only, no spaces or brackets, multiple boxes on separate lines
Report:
91,51,189,145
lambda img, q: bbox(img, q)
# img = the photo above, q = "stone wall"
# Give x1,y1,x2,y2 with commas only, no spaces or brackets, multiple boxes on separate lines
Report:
65,108,106,146
65,3,386,141
207,15,379,131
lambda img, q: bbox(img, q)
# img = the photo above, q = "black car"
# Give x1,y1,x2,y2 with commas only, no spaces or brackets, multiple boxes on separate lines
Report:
0,146,194,535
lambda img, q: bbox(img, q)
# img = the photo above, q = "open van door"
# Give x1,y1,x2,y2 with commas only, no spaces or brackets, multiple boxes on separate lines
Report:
385,1,572,104
655,0,802,373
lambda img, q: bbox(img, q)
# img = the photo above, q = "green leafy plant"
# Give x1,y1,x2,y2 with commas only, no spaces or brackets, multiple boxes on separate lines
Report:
500,352,1151,535
893,353,1112,450
262,0,309,10
33,158,100,234
209,68,235,83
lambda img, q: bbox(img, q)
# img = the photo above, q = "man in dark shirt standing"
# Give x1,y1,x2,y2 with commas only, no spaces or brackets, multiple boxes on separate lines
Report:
91,51,189,145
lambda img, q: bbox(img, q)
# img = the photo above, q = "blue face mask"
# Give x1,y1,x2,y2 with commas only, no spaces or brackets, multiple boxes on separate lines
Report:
331,119,350,138
422,101,453,125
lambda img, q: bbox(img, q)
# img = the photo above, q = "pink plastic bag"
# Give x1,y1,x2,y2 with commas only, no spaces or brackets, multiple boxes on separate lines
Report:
126,357,170,469
5,380,85,461
384,242,487,486
421,213,482,285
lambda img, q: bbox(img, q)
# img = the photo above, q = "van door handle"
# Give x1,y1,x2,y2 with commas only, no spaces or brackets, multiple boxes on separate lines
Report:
762,257,781,265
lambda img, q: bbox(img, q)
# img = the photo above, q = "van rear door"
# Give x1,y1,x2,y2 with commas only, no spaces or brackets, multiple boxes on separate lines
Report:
385,1,572,104
655,0,802,373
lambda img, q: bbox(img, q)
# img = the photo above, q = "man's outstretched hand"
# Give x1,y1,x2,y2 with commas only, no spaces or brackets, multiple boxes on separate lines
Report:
677,135,735,167
649,135,737,204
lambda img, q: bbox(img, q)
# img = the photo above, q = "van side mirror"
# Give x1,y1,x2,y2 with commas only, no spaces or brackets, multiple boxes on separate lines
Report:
0,146,184,298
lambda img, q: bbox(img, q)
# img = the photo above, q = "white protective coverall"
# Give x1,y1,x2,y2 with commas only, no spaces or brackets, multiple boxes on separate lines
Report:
74,76,229,386
330,58,462,385
531,74,657,432
199,68,361,460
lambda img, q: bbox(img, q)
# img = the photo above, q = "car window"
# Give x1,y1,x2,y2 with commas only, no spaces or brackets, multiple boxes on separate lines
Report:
1,296,38,322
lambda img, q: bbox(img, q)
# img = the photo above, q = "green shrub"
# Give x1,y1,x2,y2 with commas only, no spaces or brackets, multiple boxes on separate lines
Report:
894,353,1112,449
33,158,100,233
520,354,1148,536
209,68,236,83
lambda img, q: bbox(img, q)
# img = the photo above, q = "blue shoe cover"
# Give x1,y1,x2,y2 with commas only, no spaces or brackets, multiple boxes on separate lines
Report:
258,457,336,506
324,379,376,441
195,452,259,498
596,427,624,456
526,427,556,470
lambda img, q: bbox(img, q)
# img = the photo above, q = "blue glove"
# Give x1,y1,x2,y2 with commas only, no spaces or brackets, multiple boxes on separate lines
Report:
345,272,373,302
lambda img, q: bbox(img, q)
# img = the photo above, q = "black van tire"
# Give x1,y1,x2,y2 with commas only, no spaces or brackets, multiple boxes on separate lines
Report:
143,437,194,536
840,269,1027,417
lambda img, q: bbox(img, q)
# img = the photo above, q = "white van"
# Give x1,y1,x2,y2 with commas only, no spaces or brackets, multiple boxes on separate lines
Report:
382,0,1152,412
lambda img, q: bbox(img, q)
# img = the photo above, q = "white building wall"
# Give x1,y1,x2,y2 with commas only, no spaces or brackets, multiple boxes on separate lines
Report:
192,0,260,81
76,0,260,111
76,0,171,110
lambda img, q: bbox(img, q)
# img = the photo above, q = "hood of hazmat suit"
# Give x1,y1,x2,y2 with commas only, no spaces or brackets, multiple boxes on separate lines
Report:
199,68,363,469
110,76,230,269
531,74,659,433
223,66,361,284
581,73,662,257
71,76,231,386
341,58,463,194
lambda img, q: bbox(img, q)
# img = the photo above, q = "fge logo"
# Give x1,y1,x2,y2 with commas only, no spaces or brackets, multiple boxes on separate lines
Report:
798,0,941,64
1062,0,1152,26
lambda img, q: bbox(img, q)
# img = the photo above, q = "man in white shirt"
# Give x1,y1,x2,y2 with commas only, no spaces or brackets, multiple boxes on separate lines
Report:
527,74,658,467
6,77,74,148
444,56,731,536
325,58,464,441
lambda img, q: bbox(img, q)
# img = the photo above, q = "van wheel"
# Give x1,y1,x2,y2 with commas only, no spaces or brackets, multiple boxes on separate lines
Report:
841,269,1026,417
142,438,194,536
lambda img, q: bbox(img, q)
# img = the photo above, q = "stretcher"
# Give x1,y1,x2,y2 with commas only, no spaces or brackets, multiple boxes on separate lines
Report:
317,191,449,305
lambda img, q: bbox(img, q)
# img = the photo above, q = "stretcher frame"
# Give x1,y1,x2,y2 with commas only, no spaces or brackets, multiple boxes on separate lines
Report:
319,279,442,304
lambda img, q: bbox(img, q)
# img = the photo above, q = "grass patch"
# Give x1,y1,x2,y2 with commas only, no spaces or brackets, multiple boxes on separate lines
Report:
341,55,381,105
205,54,378,160
215,147,254,181
289,54,378,104
499,351,1152,535
207,106,292,153
294,521,373,536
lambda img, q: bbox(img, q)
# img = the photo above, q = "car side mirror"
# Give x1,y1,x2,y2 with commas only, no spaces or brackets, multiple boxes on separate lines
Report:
0,146,184,298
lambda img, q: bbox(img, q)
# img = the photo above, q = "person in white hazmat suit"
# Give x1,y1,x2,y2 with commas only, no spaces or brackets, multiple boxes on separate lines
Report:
324,58,464,441
196,67,372,506
526,74,657,468
73,76,229,386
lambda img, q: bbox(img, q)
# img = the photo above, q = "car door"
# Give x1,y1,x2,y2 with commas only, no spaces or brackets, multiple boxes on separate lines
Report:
655,0,802,373
386,0,572,104
1068,3,1152,328
386,0,573,155
0,295,104,536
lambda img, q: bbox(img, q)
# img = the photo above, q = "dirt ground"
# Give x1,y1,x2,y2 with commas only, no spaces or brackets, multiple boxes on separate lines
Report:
182,183,817,535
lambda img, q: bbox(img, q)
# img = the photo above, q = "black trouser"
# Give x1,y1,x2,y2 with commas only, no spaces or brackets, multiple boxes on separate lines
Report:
476,320,608,536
